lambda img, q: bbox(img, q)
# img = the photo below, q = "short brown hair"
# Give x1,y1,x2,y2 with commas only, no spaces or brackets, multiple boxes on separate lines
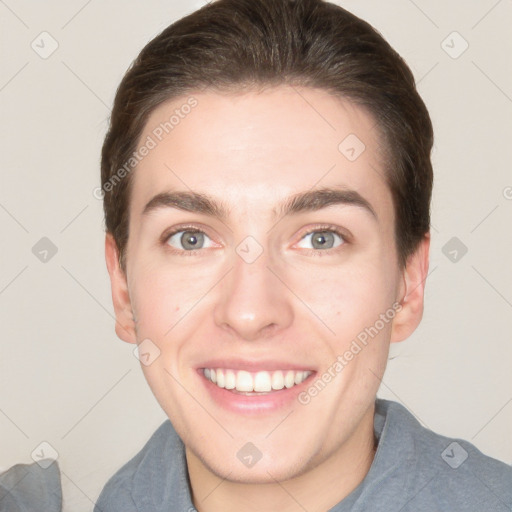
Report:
101,0,433,273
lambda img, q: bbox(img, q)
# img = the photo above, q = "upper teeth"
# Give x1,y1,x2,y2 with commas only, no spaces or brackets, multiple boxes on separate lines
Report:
203,368,312,392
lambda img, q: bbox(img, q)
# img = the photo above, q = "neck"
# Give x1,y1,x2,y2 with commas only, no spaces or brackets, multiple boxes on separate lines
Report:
186,403,377,512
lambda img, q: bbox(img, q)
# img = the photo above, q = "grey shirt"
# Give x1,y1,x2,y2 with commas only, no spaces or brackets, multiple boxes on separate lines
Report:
94,399,512,511
0,460,62,512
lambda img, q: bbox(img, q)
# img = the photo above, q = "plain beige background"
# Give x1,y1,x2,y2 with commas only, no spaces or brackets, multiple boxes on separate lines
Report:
1,0,511,510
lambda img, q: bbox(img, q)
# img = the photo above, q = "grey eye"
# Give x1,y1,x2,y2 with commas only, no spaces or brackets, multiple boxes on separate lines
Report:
167,230,212,251
297,230,344,250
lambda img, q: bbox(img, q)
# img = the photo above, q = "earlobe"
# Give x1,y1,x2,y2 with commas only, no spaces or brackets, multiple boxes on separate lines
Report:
104,233,137,344
390,233,430,343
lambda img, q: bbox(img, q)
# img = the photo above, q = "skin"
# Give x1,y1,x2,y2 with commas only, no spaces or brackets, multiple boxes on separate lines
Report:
105,85,430,512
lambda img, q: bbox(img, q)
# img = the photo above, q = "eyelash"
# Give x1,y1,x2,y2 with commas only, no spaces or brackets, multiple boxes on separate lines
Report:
160,223,349,257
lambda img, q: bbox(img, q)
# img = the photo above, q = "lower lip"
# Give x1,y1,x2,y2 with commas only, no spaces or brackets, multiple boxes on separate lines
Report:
197,370,315,415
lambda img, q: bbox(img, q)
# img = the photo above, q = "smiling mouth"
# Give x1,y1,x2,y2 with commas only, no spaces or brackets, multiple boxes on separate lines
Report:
202,368,313,394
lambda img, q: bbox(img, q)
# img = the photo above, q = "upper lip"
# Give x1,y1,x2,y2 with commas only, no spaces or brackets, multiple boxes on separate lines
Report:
197,358,316,372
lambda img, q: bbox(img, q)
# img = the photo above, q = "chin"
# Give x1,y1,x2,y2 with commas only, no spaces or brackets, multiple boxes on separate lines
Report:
195,445,316,484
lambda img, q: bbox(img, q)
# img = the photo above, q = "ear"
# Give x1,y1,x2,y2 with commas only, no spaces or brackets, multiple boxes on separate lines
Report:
390,233,430,343
105,232,137,344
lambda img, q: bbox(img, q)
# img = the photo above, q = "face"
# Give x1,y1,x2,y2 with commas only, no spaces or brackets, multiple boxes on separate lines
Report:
107,85,427,484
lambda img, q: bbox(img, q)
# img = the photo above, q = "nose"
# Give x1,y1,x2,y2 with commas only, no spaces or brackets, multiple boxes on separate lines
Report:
213,243,293,341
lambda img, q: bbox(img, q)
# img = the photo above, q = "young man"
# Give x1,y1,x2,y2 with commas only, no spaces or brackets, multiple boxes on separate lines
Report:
96,0,512,510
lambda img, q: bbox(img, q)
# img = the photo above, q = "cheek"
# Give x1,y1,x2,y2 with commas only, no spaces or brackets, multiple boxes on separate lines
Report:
131,277,180,339
131,270,191,402
130,261,213,338
298,258,398,339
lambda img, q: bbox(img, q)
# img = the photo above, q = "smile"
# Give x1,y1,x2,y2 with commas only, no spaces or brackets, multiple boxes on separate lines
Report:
202,368,313,394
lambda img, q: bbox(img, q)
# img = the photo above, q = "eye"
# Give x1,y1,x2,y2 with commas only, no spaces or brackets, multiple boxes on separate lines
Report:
296,227,346,252
164,228,215,252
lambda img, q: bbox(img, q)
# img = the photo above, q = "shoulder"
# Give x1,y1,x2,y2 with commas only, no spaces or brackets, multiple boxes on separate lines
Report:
94,420,175,512
419,428,512,510
0,460,62,512
377,399,512,511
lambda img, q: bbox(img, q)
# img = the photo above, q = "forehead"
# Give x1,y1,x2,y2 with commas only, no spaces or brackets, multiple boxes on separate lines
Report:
130,86,393,223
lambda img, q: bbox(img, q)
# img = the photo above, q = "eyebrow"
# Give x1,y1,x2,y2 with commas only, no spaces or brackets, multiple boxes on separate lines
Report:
141,187,377,222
